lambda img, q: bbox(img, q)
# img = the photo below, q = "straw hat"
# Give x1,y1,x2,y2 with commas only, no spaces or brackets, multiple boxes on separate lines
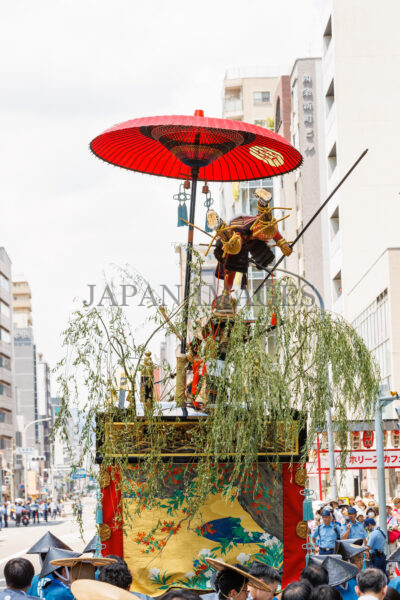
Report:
205,558,272,593
50,557,116,568
72,580,141,600
50,556,117,582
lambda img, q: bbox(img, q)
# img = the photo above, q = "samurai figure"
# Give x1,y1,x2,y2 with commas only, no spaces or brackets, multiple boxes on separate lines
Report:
207,188,292,312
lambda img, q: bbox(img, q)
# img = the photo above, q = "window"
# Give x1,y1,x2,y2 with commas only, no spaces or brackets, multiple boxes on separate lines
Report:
0,410,11,424
333,270,342,299
253,91,270,104
0,355,11,370
330,206,340,238
0,301,10,318
323,16,332,53
0,274,10,292
0,437,11,450
353,290,391,384
326,79,335,115
328,143,337,176
0,328,10,344
0,383,11,397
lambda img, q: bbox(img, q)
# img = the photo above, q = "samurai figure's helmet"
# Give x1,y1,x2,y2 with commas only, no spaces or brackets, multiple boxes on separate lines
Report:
254,188,272,212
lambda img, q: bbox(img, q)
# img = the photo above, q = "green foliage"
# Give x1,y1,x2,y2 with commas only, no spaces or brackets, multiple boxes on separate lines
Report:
53,256,380,526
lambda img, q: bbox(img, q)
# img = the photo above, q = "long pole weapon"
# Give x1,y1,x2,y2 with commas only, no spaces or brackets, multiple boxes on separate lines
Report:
252,148,368,299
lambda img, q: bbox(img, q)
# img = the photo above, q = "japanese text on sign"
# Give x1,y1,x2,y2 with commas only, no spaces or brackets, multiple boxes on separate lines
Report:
307,449,400,473
302,74,315,156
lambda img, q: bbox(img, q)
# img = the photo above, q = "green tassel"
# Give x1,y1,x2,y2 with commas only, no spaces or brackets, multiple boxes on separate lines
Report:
177,203,188,227
303,498,314,521
205,214,212,233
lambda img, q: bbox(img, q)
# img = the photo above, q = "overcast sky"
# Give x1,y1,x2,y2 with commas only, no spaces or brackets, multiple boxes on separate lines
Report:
0,0,323,383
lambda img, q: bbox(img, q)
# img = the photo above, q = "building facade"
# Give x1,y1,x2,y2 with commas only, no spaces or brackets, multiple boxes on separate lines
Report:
273,59,327,298
309,0,400,499
0,248,15,500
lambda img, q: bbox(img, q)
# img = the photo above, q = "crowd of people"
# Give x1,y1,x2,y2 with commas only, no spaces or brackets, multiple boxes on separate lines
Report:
3,524,400,600
309,495,400,574
0,500,65,527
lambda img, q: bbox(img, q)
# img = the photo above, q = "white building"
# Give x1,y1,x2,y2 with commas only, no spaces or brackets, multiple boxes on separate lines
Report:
316,0,400,498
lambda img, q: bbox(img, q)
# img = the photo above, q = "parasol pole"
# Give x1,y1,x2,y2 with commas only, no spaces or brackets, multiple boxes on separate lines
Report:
252,148,368,298
181,166,199,353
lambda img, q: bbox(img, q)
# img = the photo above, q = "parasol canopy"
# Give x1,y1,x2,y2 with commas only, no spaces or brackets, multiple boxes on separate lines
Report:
90,111,302,181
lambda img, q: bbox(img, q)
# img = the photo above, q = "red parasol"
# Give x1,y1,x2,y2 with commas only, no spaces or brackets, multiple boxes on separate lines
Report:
90,111,302,364
90,111,301,182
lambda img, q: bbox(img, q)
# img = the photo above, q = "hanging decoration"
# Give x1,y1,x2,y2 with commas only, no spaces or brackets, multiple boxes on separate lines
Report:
300,486,315,522
363,430,374,449
202,182,214,233
174,180,190,227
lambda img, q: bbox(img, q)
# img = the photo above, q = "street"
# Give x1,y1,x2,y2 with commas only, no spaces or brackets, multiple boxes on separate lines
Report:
0,497,96,585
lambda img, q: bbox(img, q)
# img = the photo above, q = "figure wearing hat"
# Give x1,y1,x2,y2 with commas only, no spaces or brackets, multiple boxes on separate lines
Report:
364,518,387,575
34,549,82,600
205,558,274,600
334,539,367,599
312,509,342,555
26,532,73,598
307,554,359,589
340,507,367,543
208,189,292,312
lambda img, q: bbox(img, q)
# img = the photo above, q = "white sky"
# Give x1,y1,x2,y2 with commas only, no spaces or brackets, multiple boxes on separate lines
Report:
0,0,323,383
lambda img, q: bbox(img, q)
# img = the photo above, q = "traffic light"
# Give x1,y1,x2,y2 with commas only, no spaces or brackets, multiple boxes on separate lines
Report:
30,456,45,462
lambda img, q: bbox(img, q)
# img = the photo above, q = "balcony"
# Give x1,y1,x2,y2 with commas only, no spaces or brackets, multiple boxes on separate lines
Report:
13,298,31,309
12,282,31,296
223,97,243,119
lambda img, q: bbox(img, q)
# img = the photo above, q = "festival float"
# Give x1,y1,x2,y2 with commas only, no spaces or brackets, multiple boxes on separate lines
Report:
55,111,379,594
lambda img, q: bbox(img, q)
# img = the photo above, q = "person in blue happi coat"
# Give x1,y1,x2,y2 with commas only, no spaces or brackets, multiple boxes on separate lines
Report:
35,548,81,600
335,539,367,599
27,531,73,598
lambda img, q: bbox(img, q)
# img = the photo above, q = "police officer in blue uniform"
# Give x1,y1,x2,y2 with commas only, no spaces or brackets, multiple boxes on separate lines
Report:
0,558,40,600
341,507,367,542
27,531,73,598
312,509,342,555
365,517,387,574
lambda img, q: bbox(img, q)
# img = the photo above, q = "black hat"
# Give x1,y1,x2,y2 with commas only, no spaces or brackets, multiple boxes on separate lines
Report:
27,532,73,555
320,556,359,587
308,555,342,567
335,540,366,560
347,538,364,546
83,535,98,554
387,546,400,563
40,548,81,578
